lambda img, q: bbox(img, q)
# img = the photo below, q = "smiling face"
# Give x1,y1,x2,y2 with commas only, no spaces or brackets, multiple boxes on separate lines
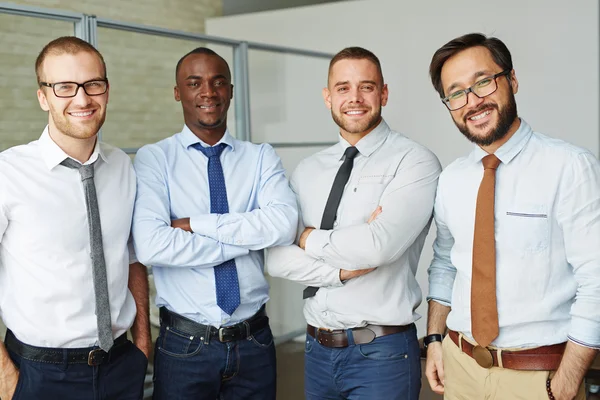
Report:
37,51,108,141
174,53,233,144
323,58,388,143
440,46,519,148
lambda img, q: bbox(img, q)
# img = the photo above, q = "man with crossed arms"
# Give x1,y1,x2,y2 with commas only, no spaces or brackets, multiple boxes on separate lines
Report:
269,46,441,399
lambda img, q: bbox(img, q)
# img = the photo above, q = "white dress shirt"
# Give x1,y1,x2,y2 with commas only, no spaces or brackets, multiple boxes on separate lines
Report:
268,120,441,329
0,127,137,348
428,119,600,349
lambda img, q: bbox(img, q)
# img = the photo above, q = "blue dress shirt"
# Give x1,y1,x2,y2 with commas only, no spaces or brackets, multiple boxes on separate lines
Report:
132,125,298,327
428,119,600,349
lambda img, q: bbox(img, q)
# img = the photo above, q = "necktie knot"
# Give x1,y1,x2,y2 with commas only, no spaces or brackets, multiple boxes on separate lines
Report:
195,143,227,159
61,158,95,180
482,154,501,170
344,146,359,161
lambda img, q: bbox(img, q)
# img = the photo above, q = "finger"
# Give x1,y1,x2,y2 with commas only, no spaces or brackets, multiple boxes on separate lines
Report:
367,206,382,223
437,360,445,385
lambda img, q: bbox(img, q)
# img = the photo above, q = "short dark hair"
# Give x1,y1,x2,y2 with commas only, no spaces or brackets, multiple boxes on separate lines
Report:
35,36,106,84
175,47,231,81
429,33,513,98
328,46,384,85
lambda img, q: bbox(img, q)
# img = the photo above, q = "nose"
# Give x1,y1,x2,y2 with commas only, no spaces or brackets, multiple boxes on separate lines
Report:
200,81,216,97
465,90,484,108
348,87,363,103
71,85,93,106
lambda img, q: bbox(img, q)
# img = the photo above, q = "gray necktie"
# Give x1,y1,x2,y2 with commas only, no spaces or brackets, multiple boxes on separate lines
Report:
61,158,113,352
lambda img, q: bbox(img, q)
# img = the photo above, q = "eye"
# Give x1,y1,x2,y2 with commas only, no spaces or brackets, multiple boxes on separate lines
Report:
214,80,225,87
361,85,374,91
187,82,199,87
474,77,493,88
447,90,465,101
337,86,348,93
86,81,102,88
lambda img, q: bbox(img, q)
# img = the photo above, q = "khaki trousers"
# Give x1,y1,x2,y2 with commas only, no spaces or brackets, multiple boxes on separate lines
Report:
442,334,585,400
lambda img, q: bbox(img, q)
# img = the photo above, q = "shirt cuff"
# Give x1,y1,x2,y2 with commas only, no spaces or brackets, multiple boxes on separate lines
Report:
567,317,600,350
190,214,219,239
426,280,453,307
323,268,344,288
304,229,331,259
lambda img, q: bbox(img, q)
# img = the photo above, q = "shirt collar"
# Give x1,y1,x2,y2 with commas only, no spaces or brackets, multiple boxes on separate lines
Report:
336,118,391,160
180,124,235,151
468,118,532,165
39,125,105,170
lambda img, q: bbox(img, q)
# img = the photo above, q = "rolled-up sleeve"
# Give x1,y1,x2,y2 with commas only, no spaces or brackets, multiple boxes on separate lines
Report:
559,152,600,349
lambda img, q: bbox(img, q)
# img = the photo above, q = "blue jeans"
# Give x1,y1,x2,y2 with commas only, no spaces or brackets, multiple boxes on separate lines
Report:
152,321,276,400
8,341,148,400
304,325,421,400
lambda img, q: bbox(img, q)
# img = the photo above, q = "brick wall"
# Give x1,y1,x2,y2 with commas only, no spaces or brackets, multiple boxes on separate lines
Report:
0,0,223,151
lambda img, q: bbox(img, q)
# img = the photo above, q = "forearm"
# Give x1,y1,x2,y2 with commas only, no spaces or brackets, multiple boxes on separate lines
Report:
266,245,343,287
0,340,18,396
127,262,151,355
427,300,451,335
551,341,598,398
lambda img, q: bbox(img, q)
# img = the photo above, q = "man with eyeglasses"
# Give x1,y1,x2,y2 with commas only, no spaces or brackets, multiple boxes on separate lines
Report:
0,36,150,399
424,33,600,400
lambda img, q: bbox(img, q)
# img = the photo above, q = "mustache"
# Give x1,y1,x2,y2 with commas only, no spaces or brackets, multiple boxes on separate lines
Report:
464,103,498,121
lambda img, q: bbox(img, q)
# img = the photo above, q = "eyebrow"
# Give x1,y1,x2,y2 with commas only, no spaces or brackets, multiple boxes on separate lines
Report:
185,74,228,81
445,70,493,95
333,80,378,88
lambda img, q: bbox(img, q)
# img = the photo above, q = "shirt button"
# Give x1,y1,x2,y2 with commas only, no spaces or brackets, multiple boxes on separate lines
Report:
322,311,328,317
333,221,338,227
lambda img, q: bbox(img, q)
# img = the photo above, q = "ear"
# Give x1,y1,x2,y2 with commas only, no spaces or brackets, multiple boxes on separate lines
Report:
37,88,49,112
230,83,234,99
381,83,389,107
105,81,110,104
322,87,332,110
509,69,519,95
174,85,181,102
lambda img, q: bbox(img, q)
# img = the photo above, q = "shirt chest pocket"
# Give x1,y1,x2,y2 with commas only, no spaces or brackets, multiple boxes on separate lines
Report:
498,203,550,254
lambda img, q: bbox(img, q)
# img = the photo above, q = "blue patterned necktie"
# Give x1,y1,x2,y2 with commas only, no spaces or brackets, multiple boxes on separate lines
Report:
193,143,240,316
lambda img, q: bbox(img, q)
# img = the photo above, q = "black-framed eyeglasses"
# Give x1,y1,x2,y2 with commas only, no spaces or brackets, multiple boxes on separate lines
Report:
39,79,108,98
441,70,511,111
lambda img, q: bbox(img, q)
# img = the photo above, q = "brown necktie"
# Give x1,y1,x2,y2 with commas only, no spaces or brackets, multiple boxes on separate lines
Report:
471,154,501,347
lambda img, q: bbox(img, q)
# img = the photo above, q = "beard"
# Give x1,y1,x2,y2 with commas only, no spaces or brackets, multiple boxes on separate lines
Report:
332,106,382,135
50,106,106,140
454,91,518,146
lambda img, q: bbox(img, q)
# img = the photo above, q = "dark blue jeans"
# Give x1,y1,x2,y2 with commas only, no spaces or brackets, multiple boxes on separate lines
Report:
8,341,148,400
152,321,276,400
304,325,421,400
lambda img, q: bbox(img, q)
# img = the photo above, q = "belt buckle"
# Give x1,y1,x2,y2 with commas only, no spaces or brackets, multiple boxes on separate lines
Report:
316,328,333,346
218,327,235,343
87,349,106,366
472,345,494,368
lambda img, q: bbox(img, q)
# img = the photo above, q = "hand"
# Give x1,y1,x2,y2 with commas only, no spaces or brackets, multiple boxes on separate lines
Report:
368,206,382,223
0,360,20,400
298,227,315,250
425,342,445,395
136,339,152,361
171,218,192,232
550,375,580,400
339,267,376,281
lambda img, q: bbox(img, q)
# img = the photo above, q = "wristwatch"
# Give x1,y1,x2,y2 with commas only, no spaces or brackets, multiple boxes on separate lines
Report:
423,333,444,349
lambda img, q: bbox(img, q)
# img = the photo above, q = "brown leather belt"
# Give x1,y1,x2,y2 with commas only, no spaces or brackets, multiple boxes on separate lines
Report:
307,323,414,348
448,330,565,371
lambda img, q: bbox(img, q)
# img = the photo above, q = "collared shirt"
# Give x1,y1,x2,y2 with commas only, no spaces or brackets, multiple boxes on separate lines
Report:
0,127,137,348
132,125,297,327
268,120,441,329
428,119,600,349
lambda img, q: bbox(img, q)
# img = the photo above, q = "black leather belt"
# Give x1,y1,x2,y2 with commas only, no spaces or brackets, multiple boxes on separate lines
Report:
307,323,415,348
159,306,269,343
5,329,130,366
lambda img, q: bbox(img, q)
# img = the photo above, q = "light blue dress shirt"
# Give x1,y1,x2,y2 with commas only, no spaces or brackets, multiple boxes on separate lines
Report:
428,119,600,349
132,125,298,327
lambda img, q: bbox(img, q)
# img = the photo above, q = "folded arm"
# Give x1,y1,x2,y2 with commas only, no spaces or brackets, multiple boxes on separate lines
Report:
189,145,298,250
132,145,249,268
305,151,441,270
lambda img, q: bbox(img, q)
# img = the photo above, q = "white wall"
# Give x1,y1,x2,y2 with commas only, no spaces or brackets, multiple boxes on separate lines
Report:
207,0,600,338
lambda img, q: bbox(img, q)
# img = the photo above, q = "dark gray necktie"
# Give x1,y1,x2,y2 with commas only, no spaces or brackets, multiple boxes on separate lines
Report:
303,146,360,299
61,158,113,351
